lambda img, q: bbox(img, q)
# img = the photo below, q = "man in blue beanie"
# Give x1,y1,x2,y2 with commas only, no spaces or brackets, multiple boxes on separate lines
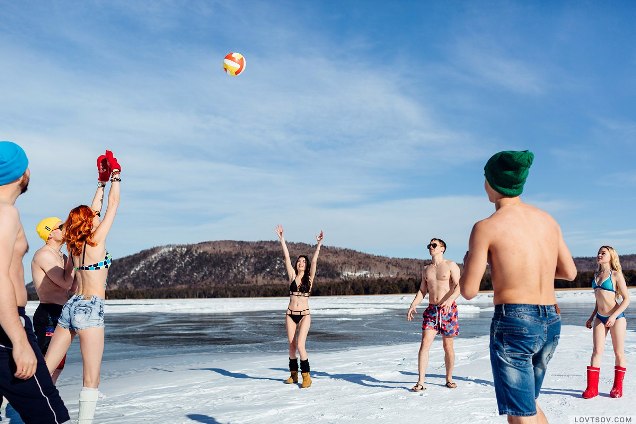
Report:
0,141,70,423
460,150,577,423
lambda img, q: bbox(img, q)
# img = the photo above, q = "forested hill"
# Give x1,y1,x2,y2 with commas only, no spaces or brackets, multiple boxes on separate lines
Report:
26,241,636,299
103,241,425,298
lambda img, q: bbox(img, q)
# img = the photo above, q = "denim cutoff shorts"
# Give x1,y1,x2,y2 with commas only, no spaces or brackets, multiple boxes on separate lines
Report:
490,304,561,417
58,294,105,331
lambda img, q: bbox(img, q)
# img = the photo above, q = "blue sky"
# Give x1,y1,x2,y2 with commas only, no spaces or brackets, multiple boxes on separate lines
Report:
1,1,635,280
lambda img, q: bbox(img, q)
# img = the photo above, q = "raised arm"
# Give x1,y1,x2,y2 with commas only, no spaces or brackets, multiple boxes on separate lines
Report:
459,221,490,300
308,230,323,284
92,152,111,213
90,185,105,215
276,225,295,282
92,151,121,244
0,205,36,379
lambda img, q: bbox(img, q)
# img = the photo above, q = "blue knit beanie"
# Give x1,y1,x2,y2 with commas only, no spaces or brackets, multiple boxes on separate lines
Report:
0,141,29,185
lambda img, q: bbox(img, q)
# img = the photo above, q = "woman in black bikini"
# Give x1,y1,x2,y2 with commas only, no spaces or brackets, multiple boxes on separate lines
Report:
276,224,323,389
45,150,121,424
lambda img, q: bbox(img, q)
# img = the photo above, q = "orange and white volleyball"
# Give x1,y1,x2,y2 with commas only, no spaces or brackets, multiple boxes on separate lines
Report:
223,52,246,76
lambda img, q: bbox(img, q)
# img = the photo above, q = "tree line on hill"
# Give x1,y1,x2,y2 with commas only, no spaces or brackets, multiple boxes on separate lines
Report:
26,241,635,300
102,270,635,299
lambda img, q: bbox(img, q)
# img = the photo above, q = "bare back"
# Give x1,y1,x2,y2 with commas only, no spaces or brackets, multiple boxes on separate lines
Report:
31,248,71,305
482,202,561,304
74,243,109,299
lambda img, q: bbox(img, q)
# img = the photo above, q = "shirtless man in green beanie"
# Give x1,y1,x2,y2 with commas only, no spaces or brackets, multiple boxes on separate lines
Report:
459,150,577,424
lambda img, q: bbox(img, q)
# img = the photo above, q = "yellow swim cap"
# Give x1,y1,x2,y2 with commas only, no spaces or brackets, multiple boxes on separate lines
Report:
36,217,62,242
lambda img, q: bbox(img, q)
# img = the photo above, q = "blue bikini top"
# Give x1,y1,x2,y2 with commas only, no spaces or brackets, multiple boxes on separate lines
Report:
592,270,614,292
75,252,112,271
74,243,112,271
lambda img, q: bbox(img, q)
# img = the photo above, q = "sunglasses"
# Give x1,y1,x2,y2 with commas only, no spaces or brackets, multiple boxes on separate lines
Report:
427,243,438,249
57,224,64,231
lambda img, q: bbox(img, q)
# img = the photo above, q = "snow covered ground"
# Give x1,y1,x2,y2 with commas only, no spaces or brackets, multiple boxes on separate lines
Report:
5,290,635,423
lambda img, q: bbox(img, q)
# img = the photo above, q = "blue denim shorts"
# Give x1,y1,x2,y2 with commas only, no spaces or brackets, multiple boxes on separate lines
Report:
58,295,105,331
490,304,561,416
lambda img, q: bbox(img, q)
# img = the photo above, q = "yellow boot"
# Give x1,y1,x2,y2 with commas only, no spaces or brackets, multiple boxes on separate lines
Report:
301,372,312,388
284,371,298,384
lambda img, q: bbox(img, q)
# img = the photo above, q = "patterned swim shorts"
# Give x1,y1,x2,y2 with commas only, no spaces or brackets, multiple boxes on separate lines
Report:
422,302,459,337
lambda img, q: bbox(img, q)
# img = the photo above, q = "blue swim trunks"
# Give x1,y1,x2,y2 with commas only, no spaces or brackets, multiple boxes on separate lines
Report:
0,308,70,423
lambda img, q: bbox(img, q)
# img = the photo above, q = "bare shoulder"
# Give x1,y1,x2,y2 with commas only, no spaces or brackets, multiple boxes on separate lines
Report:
32,246,45,261
524,203,558,222
0,204,19,233
422,264,431,279
0,203,19,220
32,247,54,265
471,216,493,235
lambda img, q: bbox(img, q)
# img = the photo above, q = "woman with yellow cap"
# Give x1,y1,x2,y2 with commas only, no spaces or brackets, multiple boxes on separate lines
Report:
44,150,121,424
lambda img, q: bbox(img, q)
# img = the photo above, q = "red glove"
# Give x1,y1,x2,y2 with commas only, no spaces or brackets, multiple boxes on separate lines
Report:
105,150,121,172
97,153,112,182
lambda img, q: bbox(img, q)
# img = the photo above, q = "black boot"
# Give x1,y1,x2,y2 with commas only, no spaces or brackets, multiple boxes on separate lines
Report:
285,358,299,384
300,359,311,388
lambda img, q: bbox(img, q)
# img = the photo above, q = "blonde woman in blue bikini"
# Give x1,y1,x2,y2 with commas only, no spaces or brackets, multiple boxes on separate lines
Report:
582,245,630,399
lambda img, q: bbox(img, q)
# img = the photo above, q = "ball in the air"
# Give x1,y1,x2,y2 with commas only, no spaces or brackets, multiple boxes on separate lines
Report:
223,52,246,76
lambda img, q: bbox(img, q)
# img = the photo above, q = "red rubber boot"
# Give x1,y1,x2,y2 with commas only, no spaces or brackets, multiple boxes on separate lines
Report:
610,366,626,398
582,366,600,399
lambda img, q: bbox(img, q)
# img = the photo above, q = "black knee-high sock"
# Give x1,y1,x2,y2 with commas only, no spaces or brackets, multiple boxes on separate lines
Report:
289,358,299,372
300,359,310,373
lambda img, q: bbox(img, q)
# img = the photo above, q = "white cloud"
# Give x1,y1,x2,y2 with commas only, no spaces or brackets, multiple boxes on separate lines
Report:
451,39,547,95
3,1,634,285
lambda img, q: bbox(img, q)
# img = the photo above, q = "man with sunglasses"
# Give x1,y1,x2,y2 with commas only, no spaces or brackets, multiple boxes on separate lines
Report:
0,141,70,423
407,238,461,392
460,150,577,423
31,217,75,384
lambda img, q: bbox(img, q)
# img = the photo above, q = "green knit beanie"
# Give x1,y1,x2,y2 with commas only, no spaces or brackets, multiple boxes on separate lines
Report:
484,150,534,196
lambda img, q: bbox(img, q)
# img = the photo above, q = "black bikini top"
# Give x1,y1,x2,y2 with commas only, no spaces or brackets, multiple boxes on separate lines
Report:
289,279,310,297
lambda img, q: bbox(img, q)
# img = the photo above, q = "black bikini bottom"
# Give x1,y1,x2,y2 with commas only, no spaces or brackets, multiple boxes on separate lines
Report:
287,308,310,324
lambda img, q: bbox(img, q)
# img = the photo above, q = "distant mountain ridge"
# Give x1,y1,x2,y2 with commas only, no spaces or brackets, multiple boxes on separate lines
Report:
26,241,636,299
107,240,424,290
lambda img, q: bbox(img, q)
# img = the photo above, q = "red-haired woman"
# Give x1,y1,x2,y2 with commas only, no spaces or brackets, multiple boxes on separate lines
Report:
45,151,120,424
